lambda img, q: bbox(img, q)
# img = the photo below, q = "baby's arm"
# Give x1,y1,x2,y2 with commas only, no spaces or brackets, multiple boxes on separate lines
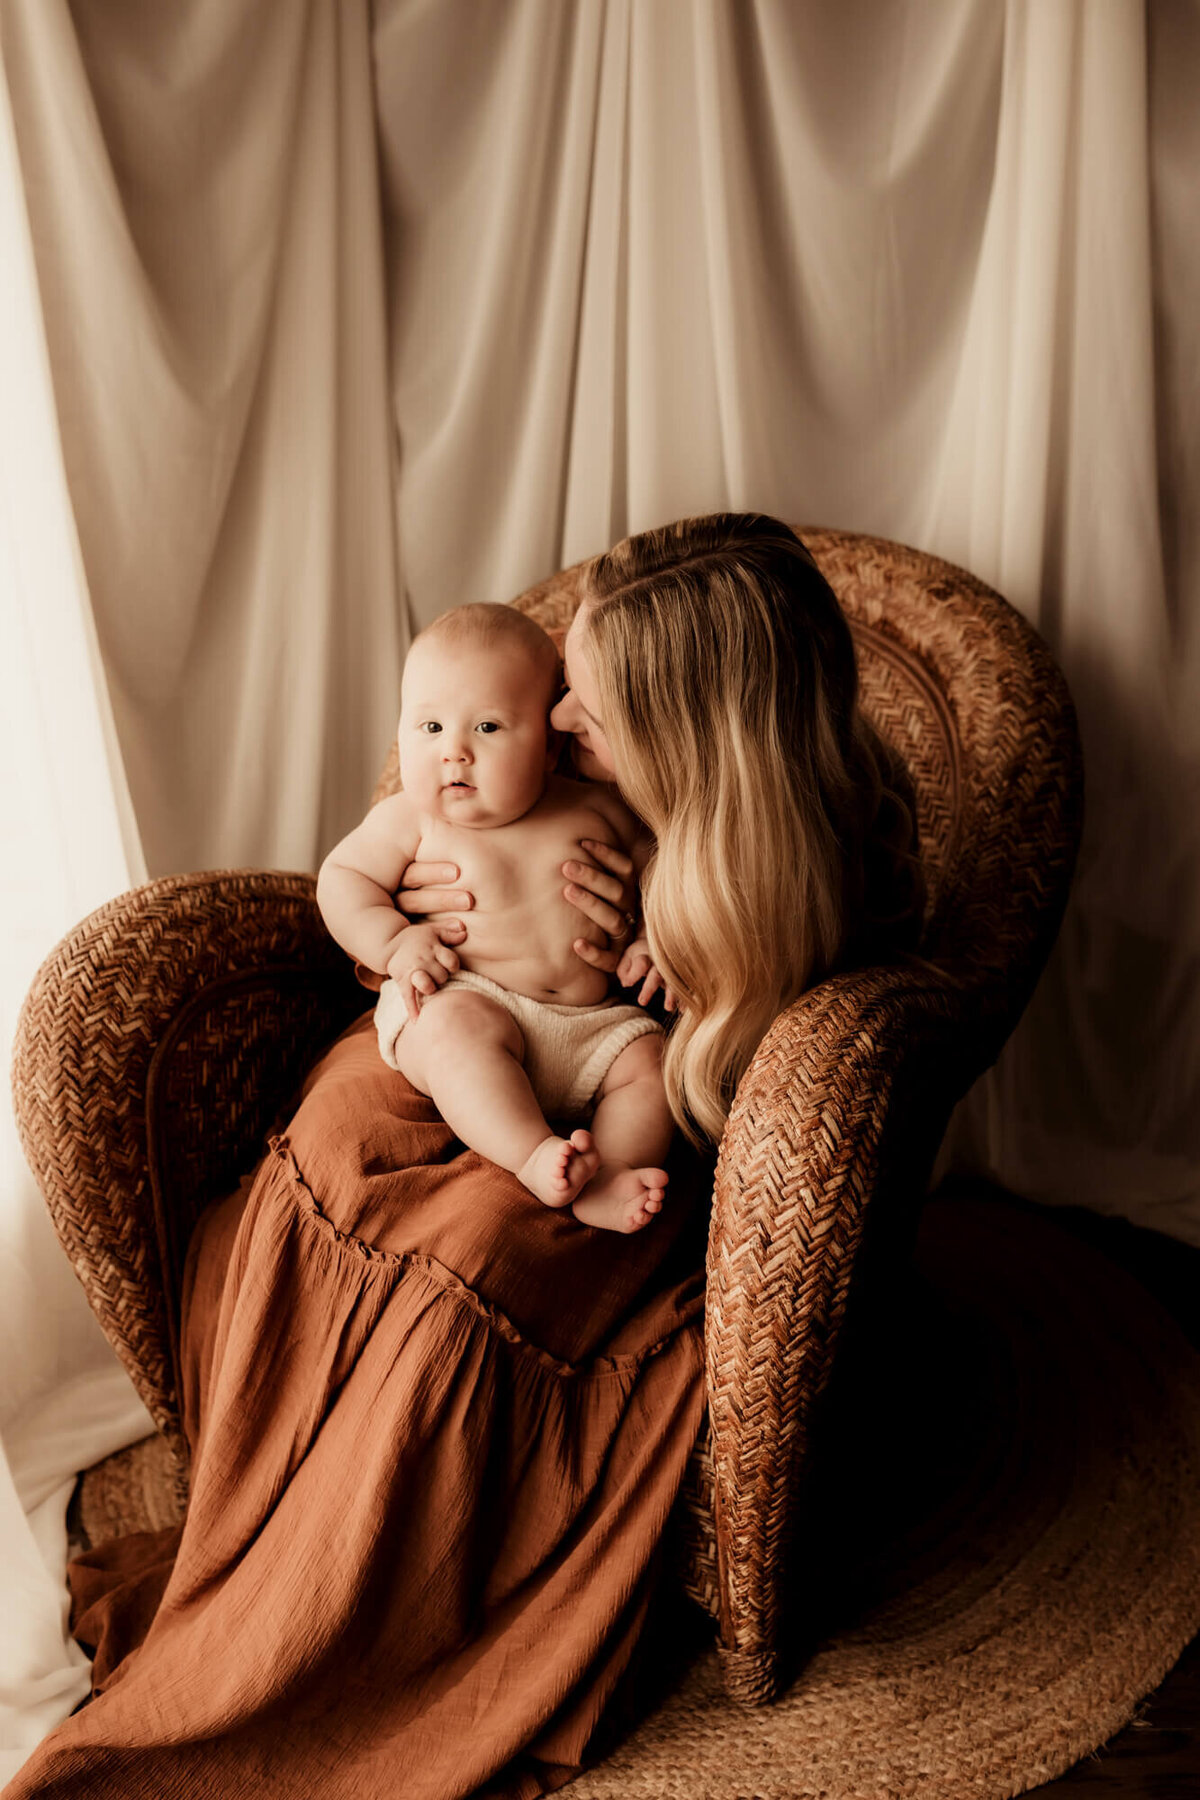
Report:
316,793,422,976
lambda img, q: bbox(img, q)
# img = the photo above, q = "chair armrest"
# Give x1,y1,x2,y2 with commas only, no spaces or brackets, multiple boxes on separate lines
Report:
706,961,966,1703
11,871,366,1461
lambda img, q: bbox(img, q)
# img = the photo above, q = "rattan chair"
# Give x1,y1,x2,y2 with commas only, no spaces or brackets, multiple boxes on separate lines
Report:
12,528,1082,1707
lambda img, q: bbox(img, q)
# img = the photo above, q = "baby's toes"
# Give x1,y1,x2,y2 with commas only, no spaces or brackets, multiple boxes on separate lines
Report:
567,1129,600,1180
569,1128,596,1159
549,1143,575,1191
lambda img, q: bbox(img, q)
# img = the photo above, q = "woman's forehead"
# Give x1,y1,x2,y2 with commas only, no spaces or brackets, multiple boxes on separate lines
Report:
562,603,592,674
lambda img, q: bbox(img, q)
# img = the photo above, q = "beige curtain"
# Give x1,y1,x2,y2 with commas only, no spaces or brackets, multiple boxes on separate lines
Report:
373,0,1200,1242
0,0,401,1774
2,0,404,879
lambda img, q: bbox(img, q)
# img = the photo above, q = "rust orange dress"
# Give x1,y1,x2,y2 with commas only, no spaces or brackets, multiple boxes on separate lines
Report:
5,1015,708,1799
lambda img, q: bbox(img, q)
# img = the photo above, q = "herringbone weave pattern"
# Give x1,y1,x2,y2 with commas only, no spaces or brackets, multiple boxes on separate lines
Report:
12,873,365,1478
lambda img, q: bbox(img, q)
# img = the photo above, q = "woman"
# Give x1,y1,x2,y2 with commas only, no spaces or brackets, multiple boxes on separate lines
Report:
6,516,917,1800
403,513,921,1145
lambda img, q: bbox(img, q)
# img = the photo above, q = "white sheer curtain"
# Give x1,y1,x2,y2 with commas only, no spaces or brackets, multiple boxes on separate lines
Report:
374,0,1200,1241
0,0,400,1777
3,0,1199,1777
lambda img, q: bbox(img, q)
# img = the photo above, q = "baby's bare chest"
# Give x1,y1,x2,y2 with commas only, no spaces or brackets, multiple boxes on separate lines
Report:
416,802,619,916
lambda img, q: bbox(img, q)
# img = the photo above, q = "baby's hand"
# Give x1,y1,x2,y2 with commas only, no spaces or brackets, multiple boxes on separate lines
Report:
386,924,462,1022
616,938,679,1013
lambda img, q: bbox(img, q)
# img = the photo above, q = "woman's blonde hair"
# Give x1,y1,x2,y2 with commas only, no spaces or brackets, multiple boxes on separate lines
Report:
579,513,921,1147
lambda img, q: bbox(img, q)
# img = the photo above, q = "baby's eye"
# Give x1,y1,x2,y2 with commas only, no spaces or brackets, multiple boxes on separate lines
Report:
476,721,500,734
420,721,442,735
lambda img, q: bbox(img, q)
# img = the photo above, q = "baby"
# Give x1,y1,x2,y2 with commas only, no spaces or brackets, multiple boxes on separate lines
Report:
316,603,673,1233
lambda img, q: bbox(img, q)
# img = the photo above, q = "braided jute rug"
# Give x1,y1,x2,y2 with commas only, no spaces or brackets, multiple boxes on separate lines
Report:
570,1192,1200,1800
76,1192,1200,1800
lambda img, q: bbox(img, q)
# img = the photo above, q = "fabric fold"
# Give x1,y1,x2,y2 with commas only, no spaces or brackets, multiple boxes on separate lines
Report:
5,1017,708,1799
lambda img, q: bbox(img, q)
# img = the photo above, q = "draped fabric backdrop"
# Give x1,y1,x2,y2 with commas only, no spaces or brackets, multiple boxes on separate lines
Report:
0,0,400,1776
1,0,1197,1779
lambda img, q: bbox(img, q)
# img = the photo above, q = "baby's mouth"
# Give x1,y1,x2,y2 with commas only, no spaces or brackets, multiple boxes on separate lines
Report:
444,780,475,792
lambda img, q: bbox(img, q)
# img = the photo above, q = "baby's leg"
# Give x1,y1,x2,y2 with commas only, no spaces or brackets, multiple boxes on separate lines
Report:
571,1033,674,1234
392,990,599,1207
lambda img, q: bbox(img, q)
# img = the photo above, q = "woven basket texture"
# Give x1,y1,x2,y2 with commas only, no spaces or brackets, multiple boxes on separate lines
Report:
12,528,1082,1706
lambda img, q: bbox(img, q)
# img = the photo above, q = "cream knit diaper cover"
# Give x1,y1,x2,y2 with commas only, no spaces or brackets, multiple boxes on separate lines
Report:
375,969,663,1120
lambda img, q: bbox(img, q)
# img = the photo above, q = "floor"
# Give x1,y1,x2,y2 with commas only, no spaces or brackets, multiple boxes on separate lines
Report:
964,1188,1200,1798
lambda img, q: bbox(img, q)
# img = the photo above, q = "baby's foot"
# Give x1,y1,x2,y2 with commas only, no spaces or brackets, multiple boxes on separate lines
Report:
518,1130,601,1208
571,1163,668,1234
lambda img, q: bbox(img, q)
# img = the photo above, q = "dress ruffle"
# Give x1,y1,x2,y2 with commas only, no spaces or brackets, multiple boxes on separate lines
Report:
6,1017,707,1799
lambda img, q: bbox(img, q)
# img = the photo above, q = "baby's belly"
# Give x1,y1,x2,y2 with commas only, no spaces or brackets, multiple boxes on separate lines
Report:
428,900,613,1007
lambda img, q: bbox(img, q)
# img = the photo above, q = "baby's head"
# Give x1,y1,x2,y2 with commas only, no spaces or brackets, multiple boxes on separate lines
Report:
398,604,561,828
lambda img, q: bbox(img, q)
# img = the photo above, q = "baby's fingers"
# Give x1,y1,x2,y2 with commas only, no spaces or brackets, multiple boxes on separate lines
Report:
434,946,460,974
618,950,651,987
637,966,664,1007
664,987,679,1013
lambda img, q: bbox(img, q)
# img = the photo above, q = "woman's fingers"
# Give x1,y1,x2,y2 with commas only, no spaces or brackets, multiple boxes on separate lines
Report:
573,936,622,974
563,840,638,945
398,860,472,915
578,838,635,879
399,887,474,915
402,861,461,886
561,859,623,907
563,882,624,937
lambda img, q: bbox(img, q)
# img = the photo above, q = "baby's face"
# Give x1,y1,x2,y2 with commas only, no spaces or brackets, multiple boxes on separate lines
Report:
398,636,557,828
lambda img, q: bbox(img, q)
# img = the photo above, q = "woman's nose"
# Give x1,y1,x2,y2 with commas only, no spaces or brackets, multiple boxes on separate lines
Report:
549,693,574,731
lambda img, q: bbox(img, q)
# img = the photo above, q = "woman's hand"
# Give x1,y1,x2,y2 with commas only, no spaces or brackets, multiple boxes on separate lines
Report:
561,839,639,974
616,938,679,1013
395,861,471,950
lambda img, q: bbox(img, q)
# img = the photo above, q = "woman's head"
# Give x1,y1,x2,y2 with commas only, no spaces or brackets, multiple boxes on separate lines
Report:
558,514,917,1144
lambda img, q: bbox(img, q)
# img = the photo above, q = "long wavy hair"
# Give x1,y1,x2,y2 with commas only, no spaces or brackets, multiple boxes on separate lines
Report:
579,513,922,1147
